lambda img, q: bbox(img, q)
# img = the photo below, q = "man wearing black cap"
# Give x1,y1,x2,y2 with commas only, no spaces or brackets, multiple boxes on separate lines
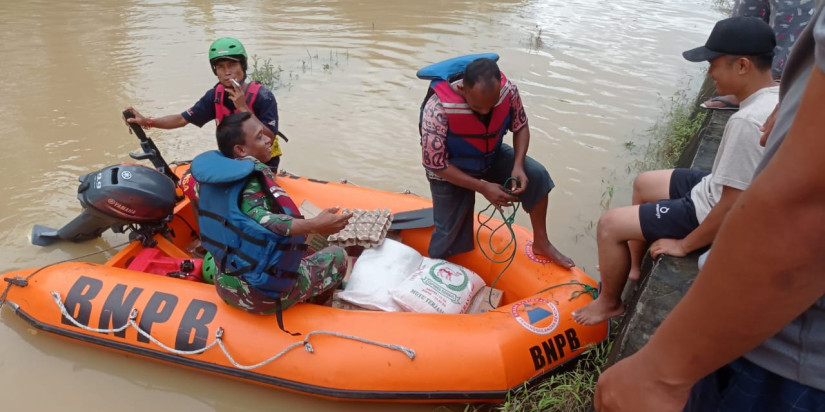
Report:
594,2,825,410
573,16,779,327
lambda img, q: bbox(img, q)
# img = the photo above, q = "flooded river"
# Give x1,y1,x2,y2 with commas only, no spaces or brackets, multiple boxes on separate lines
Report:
0,0,724,410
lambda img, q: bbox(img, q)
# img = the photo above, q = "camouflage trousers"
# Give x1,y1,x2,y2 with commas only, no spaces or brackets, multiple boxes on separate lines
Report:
214,246,348,314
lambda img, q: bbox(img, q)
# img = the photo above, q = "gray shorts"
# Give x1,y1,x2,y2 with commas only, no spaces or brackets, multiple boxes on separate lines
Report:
427,144,554,259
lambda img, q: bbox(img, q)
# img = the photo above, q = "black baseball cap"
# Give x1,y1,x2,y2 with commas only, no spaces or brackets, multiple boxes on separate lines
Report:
683,16,776,62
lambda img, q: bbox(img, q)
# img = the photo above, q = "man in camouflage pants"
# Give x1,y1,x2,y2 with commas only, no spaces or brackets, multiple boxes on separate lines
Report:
215,247,347,313
204,112,351,314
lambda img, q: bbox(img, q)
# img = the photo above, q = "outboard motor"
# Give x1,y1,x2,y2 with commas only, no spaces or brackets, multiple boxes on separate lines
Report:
31,164,177,246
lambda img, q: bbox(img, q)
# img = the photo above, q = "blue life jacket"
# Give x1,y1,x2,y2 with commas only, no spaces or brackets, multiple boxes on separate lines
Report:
190,151,306,299
417,53,513,175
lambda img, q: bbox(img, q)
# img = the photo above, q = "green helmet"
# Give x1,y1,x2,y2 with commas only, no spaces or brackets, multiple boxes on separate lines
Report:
208,37,248,74
202,252,218,284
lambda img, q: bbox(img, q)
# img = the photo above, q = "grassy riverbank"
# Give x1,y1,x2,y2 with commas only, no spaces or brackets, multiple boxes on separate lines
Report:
499,339,613,412
635,88,708,171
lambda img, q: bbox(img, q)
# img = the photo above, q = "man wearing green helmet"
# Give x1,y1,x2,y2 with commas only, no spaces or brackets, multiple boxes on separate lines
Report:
125,37,284,170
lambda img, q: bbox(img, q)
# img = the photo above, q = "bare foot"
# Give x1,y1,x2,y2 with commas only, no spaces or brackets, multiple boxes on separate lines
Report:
532,239,575,268
628,267,641,281
572,297,625,326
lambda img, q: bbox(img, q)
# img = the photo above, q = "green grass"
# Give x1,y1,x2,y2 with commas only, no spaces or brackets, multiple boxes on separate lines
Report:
500,340,611,412
443,339,613,412
248,49,350,91
634,90,707,171
248,54,287,90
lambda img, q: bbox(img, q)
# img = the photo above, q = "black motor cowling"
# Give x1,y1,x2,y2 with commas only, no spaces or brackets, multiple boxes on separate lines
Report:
79,164,176,222
31,164,177,246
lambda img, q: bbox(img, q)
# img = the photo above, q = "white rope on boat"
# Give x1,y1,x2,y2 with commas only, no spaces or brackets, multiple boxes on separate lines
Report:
51,291,415,370
51,291,221,355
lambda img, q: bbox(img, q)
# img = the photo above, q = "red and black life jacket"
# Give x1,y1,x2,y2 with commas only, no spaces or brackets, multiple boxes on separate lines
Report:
417,54,512,174
213,81,262,123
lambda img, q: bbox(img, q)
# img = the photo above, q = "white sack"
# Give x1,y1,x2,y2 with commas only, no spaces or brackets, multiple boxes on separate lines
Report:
336,239,423,311
390,258,486,314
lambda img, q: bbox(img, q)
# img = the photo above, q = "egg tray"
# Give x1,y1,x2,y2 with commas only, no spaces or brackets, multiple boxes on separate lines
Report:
327,208,393,248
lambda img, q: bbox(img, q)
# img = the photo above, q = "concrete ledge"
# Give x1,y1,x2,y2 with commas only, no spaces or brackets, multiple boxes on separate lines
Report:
609,250,702,363
683,110,733,171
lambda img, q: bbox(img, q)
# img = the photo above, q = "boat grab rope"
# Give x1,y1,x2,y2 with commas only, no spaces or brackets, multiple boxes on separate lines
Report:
536,281,599,301
50,291,416,370
0,240,131,311
476,177,521,308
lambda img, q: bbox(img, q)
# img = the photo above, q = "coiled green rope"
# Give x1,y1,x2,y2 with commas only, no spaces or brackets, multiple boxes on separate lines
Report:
473,177,598,305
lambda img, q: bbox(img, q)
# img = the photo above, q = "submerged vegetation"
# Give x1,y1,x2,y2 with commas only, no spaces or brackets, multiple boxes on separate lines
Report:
302,48,349,73
524,25,552,53
529,26,544,50
248,55,288,90
711,0,735,15
247,49,350,91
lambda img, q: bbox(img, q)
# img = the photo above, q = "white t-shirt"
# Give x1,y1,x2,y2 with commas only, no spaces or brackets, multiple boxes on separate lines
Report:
690,86,778,222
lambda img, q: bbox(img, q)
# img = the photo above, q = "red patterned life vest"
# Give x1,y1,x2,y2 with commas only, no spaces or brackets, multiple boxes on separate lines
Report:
214,81,262,123
426,71,512,174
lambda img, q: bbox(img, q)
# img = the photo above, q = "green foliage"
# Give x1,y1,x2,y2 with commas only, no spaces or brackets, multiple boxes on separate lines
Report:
634,90,707,171
496,340,613,412
248,49,349,91
452,340,614,412
248,54,286,90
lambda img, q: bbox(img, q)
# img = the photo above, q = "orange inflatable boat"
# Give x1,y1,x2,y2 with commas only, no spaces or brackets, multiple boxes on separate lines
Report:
0,122,607,403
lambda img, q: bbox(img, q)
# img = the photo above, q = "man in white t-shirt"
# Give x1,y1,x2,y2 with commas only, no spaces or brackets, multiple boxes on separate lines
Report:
573,16,779,326
594,3,825,410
